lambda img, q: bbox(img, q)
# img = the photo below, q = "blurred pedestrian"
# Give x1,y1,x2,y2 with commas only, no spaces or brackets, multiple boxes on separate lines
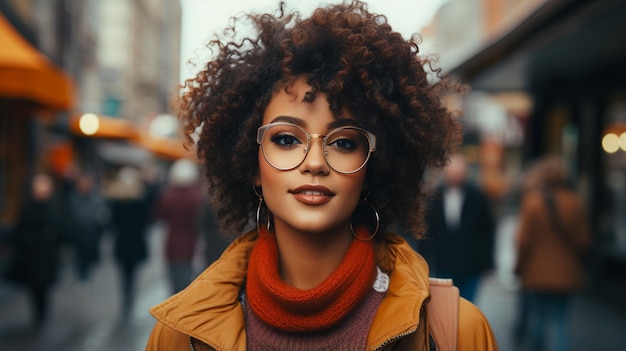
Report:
200,197,231,268
6,173,67,328
153,158,205,294
106,166,155,318
140,163,163,212
421,153,496,302
513,154,591,351
66,172,110,289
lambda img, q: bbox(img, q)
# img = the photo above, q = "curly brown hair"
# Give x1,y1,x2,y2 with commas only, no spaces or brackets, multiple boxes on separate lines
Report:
173,0,462,238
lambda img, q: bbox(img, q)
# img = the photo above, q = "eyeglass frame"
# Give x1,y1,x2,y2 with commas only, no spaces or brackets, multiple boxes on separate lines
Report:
256,122,377,174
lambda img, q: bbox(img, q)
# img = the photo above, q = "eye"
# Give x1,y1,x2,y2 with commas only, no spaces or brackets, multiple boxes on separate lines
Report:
327,132,360,152
270,132,303,147
329,137,356,151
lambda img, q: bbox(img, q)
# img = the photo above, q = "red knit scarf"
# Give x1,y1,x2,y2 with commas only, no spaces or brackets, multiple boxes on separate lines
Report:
246,227,376,332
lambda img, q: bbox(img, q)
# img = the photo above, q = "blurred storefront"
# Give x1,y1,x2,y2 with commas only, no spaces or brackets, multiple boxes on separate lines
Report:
0,11,75,225
447,0,626,298
67,112,192,189
67,112,145,185
1,0,182,232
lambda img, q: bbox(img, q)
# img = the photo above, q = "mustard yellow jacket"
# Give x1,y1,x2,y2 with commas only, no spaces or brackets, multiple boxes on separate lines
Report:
145,230,498,351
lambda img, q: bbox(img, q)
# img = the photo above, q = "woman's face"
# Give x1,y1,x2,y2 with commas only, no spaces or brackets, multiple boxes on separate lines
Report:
256,79,367,236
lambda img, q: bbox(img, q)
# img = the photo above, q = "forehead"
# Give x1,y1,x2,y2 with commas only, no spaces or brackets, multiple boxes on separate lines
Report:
263,79,353,127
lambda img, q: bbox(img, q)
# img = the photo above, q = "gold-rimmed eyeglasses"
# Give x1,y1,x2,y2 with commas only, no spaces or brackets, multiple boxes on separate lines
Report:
256,122,376,174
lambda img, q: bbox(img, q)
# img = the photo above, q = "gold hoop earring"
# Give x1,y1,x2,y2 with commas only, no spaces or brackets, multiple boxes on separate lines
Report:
253,185,271,234
350,201,380,241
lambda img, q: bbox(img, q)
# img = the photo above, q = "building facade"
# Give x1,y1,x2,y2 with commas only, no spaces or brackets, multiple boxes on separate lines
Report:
425,0,626,300
0,0,181,227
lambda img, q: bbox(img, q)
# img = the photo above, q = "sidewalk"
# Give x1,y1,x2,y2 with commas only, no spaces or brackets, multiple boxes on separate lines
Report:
476,214,626,351
475,272,626,351
0,226,170,351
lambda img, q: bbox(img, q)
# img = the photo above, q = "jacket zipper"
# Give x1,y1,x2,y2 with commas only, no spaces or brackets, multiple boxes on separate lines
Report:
190,331,422,351
190,336,221,351
373,329,417,351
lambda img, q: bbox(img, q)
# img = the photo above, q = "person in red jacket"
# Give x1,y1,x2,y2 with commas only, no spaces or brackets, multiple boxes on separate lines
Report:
153,158,205,294
146,1,498,350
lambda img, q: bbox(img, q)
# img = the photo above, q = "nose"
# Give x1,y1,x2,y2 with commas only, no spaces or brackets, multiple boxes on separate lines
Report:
300,136,330,175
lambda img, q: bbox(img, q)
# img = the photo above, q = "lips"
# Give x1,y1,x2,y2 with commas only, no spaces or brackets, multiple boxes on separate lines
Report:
289,185,334,205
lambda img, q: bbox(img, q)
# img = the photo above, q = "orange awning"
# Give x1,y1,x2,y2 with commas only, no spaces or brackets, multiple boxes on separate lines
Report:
69,113,194,160
0,13,75,111
135,133,194,160
70,113,139,139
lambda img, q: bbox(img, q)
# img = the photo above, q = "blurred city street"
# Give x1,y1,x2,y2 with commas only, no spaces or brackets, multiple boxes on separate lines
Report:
2,0,626,350
1,217,625,351
0,225,170,351
478,214,626,351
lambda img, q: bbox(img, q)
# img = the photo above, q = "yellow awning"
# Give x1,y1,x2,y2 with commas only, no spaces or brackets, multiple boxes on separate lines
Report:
0,13,75,111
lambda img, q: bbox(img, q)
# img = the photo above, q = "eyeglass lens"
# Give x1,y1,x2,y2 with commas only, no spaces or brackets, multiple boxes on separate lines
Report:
259,124,372,173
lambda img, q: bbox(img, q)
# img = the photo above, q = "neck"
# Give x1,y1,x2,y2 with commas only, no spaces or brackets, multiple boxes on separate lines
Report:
273,222,353,290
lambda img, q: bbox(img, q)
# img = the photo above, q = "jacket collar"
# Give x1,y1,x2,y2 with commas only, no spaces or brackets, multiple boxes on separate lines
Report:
150,230,431,350
368,232,431,348
150,231,257,349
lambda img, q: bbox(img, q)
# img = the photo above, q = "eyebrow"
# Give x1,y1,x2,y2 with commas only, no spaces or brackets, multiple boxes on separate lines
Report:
269,116,360,130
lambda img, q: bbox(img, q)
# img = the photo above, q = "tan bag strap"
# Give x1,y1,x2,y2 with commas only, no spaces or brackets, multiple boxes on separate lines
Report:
427,278,460,351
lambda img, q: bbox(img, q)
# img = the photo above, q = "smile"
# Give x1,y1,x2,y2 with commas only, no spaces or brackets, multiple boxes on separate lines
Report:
290,186,334,205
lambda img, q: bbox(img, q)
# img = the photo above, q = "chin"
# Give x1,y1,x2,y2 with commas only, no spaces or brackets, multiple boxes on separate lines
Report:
289,219,349,236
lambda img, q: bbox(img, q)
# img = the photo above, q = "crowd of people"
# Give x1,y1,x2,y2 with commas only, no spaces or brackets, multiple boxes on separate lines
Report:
1,159,226,327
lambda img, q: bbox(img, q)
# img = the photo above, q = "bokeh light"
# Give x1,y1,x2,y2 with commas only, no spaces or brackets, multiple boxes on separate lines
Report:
79,113,100,136
602,133,620,153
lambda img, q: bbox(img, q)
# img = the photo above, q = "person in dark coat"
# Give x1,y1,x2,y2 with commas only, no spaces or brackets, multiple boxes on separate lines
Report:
421,153,496,302
66,172,110,287
201,199,231,267
7,173,66,327
106,166,155,318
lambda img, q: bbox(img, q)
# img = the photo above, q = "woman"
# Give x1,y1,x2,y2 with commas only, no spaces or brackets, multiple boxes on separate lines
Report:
146,1,497,350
